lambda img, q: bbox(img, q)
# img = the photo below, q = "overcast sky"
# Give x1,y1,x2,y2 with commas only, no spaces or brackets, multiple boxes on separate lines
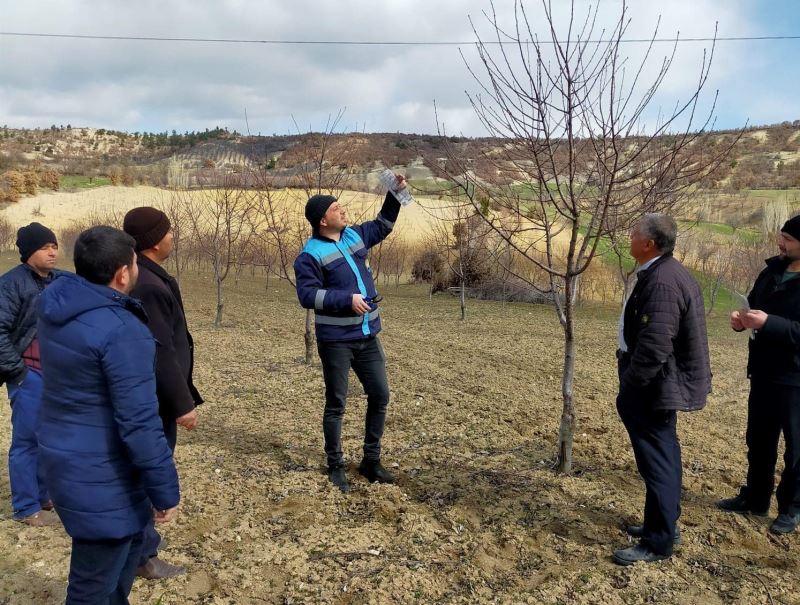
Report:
1,0,798,137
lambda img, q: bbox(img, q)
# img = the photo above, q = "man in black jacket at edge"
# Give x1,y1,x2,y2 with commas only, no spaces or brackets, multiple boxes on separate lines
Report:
718,214,800,535
613,213,711,565
0,222,62,527
124,207,204,579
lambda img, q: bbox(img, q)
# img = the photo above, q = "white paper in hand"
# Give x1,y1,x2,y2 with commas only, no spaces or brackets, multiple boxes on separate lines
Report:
732,290,750,312
379,169,414,206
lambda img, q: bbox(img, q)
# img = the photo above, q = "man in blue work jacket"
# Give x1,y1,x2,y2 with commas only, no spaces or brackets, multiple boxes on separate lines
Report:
294,175,406,492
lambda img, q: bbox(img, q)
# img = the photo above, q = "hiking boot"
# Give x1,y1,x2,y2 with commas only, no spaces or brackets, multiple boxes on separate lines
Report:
16,510,59,527
625,525,681,545
135,557,186,580
612,543,671,565
716,493,768,516
328,466,350,493
769,513,800,535
358,459,395,484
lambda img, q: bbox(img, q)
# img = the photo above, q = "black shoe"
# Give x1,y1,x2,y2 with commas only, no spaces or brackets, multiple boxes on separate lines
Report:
135,557,186,580
328,466,350,493
716,494,768,516
625,525,681,545
358,459,395,484
612,543,671,566
769,513,800,535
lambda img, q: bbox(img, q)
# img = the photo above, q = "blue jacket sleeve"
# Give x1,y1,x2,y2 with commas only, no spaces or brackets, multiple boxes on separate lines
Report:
353,192,401,249
101,324,180,511
294,253,354,312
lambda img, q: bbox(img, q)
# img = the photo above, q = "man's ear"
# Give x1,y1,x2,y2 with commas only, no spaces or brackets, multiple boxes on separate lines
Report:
112,264,129,289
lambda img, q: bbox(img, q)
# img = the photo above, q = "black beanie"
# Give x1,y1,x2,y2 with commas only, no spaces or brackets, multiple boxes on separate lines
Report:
123,207,171,251
782,215,800,242
16,222,58,263
304,195,337,233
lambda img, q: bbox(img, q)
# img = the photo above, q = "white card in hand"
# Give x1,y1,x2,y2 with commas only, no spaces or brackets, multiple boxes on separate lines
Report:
732,290,750,311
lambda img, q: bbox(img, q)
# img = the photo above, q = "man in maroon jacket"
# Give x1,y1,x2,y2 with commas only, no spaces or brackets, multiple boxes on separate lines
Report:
124,207,203,579
613,213,711,565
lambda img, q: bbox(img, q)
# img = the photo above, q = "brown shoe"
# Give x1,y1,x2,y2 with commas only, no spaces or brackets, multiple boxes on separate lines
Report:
135,557,186,580
16,510,59,527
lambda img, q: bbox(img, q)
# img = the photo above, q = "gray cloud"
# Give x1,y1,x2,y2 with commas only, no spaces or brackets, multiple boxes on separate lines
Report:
0,0,794,135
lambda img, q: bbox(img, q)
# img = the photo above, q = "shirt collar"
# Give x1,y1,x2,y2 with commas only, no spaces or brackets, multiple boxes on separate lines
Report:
637,255,662,273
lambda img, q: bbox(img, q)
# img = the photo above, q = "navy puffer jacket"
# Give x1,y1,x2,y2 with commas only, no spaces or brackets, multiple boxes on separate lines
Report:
37,273,180,540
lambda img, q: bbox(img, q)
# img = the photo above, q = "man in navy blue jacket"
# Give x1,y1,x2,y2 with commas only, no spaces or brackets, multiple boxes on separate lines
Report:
38,226,180,604
294,176,406,492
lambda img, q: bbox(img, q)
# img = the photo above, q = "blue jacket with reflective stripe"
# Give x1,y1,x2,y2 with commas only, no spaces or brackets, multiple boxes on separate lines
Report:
294,193,400,341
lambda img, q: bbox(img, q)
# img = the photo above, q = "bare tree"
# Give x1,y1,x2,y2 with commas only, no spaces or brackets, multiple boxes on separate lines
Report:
249,175,313,361
761,197,791,236
247,110,358,363
438,0,734,473
158,189,192,285
187,170,255,327
0,215,14,251
430,203,492,320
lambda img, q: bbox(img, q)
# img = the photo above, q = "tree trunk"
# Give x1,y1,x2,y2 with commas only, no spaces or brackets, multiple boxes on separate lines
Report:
556,281,577,474
174,250,181,286
460,278,466,321
214,269,224,327
304,308,315,365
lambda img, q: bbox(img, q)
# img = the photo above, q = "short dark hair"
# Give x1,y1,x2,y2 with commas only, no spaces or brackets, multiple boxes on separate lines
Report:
636,213,677,254
74,226,136,285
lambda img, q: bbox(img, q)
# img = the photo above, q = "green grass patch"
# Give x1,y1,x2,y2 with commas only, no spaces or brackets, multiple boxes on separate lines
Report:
677,220,761,243
60,175,112,190
407,178,460,196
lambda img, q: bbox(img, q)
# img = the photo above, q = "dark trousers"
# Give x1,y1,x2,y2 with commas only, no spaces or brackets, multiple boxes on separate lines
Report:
617,359,681,556
67,531,144,605
138,417,177,566
744,380,800,515
318,336,390,468
6,369,49,519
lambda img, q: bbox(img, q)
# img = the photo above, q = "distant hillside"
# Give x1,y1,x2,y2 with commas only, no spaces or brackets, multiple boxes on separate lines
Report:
1,120,799,194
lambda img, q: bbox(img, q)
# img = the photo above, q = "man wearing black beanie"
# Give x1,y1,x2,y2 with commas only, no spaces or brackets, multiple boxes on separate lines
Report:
294,176,407,492
719,214,800,535
0,222,61,526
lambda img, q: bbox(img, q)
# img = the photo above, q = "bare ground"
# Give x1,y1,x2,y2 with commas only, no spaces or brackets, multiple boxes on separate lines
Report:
0,275,798,605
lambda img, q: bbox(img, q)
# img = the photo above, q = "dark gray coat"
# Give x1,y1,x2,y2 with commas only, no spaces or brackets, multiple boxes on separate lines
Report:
0,264,59,386
620,254,711,411
131,256,203,420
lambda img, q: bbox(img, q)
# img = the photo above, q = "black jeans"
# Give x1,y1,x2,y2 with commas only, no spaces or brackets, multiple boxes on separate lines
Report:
318,336,390,468
744,380,800,515
67,531,144,605
617,357,681,556
138,417,177,566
